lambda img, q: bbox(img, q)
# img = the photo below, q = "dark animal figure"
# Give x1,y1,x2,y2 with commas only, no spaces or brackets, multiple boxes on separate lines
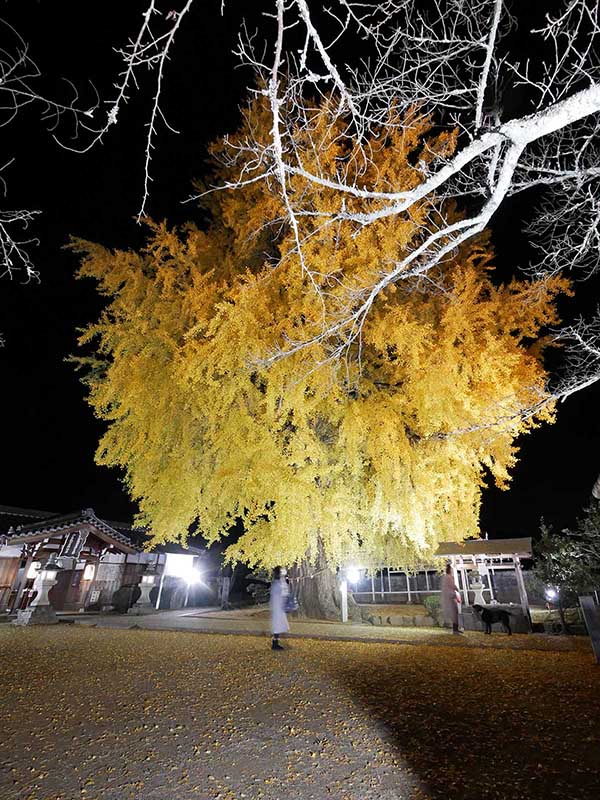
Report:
472,604,512,635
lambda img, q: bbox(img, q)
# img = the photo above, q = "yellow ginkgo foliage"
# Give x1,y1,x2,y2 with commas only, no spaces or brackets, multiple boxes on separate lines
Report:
73,102,569,570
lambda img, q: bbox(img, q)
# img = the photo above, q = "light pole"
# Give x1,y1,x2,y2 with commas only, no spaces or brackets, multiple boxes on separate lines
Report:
340,566,361,623
340,571,348,623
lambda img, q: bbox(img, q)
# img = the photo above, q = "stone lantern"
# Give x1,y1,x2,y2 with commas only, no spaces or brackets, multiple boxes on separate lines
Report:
469,570,487,606
14,560,62,625
128,571,157,615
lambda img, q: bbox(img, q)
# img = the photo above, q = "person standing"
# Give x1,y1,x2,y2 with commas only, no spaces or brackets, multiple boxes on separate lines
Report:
441,563,462,634
270,566,289,650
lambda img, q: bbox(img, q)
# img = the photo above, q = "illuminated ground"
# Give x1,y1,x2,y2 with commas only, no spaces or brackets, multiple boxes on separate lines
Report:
0,627,598,800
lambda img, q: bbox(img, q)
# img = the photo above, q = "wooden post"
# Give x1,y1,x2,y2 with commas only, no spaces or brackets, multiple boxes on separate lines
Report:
11,550,33,611
464,560,471,606
457,557,469,605
451,557,459,599
12,543,41,611
484,562,495,602
513,555,531,629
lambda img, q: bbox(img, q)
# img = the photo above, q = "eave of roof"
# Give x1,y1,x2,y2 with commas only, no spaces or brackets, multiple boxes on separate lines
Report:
3,508,141,554
0,504,57,518
434,537,533,557
1,505,204,556
0,505,57,531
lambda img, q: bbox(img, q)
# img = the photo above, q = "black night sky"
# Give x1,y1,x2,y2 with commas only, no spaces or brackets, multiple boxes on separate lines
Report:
1,1,599,536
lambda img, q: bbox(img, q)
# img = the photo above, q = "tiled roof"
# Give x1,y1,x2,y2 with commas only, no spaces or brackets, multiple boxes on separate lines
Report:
102,520,151,548
0,505,203,556
0,505,56,532
96,519,202,554
0,506,141,553
434,538,533,557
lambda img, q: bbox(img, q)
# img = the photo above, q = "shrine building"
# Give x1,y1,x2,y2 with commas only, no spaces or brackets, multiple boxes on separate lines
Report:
0,505,204,615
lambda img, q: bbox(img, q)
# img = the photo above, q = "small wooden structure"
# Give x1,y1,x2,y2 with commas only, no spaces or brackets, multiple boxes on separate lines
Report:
434,537,533,617
0,506,140,613
0,505,206,616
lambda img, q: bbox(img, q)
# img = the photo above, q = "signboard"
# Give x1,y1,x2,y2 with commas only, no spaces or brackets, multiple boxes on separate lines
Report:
579,596,600,665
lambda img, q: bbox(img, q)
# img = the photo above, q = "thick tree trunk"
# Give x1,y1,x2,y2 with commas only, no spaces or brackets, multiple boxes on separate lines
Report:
290,540,362,622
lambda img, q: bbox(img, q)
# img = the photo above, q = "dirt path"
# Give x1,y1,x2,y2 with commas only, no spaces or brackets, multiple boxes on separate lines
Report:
65,606,590,653
0,626,598,800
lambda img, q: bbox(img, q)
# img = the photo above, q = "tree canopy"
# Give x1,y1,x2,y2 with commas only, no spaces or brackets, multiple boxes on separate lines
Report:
532,508,600,631
535,503,600,595
73,102,569,570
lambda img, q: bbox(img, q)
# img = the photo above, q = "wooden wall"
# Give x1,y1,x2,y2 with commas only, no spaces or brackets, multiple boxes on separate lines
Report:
0,557,20,611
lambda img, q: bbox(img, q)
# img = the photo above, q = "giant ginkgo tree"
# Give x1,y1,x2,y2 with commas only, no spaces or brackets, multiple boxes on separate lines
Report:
78,0,600,399
73,101,568,616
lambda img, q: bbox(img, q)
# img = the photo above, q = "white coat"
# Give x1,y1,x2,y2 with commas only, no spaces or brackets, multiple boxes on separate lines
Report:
270,578,289,635
441,571,460,626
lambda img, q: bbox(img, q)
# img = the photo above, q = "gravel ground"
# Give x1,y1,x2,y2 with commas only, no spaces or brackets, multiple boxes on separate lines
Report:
0,626,598,800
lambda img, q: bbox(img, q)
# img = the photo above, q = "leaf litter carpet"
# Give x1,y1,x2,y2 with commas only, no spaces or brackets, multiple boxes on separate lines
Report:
0,626,598,800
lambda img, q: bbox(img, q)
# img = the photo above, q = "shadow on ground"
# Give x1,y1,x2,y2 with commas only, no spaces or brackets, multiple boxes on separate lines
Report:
330,642,600,800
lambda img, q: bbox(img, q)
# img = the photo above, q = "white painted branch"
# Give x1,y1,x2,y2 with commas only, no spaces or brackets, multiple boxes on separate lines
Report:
283,83,600,229
474,0,503,130
293,0,360,120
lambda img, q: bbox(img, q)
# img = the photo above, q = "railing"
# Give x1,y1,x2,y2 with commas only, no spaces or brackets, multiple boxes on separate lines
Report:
351,567,442,603
350,566,501,604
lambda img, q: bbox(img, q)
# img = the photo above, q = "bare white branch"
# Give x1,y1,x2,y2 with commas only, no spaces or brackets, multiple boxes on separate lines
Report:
0,17,98,337
220,0,600,413
7,0,600,413
55,1,195,219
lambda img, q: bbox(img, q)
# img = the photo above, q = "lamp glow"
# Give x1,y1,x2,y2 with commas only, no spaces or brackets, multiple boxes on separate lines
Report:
346,566,361,585
40,565,59,581
164,553,197,581
545,587,558,600
27,561,41,580
186,569,203,586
